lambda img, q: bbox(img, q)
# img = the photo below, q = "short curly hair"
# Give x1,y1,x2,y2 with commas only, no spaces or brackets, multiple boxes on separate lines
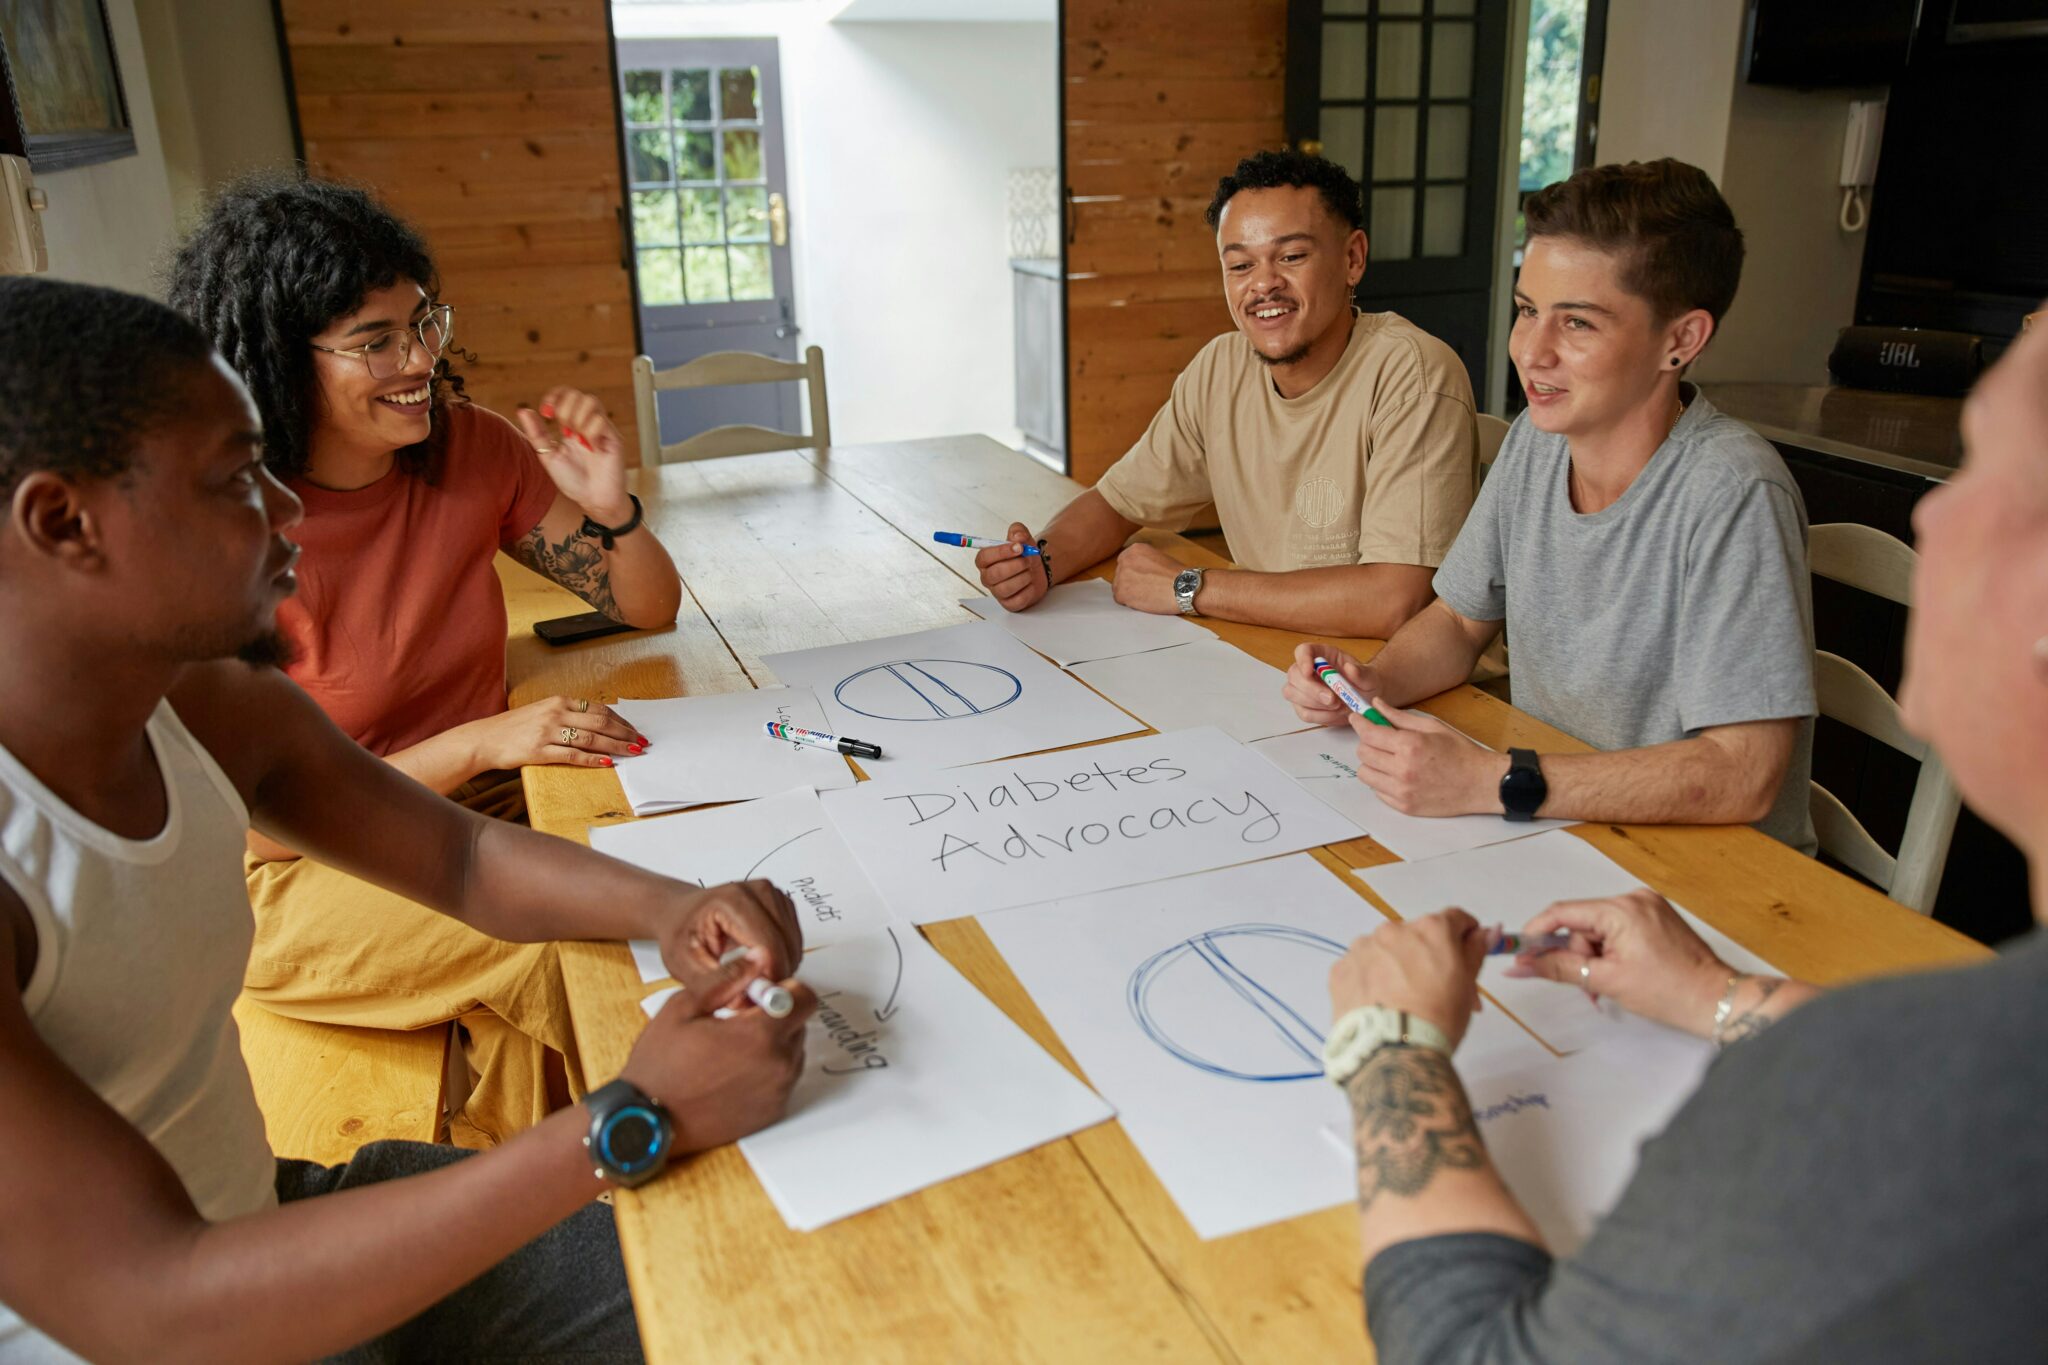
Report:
1206,149,1365,232
165,172,469,483
0,277,217,499
1523,159,1746,325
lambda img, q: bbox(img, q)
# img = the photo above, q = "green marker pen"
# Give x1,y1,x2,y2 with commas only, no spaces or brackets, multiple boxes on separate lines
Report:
1313,655,1391,727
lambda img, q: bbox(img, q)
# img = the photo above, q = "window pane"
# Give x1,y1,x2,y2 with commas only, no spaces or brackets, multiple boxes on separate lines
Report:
1437,0,1475,12
1431,22,1475,99
729,245,772,301
1371,186,1414,259
680,188,724,244
672,69,712,122
1321,22,1367,101
631,190,679,246
1320,105,1365,183
637,248,683,305
676,130,715,182
1423,184,1465,256
720,67,760,121
1377,23,1422,100
1520,0,1585,193
622,70,664,124
1426,104,1470,179
1372,104,1418,181
726,187,769,242
1381,0,1422,12
723,129,764,181
1325,0,1368,12
628,130,672,186
684,246,730,303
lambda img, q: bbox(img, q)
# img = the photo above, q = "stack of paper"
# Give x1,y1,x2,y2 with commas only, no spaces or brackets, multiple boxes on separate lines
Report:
1069,639,1314,745
610,687,856,816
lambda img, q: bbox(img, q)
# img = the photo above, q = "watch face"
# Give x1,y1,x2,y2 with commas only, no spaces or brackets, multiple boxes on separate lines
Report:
601,1106,666,1173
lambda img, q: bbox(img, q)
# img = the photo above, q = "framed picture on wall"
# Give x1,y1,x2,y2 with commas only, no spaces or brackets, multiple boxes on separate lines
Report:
0,0,136,171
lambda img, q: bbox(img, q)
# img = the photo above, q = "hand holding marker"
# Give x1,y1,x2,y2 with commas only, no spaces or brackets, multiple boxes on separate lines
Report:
933,531,1041,555
714,944,795,1020
1312,656,1392,728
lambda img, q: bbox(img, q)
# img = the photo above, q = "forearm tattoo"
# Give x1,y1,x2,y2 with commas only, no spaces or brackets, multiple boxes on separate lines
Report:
1718,976,1786,1048
512,524,622,621
1345,1044,1487,1211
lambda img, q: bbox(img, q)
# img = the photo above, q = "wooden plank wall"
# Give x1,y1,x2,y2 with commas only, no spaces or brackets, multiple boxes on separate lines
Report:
1063,0,1288,485
276,0,642,457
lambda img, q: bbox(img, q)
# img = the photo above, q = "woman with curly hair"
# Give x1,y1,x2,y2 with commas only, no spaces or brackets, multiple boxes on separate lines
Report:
168,174,683,1144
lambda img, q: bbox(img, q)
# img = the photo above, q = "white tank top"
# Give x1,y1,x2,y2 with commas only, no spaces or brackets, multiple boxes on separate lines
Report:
0,701,277,1363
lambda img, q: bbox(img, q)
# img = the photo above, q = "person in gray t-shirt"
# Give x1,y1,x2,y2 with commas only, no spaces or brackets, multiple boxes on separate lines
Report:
1285,159,1816,852
1306,173,2048,1364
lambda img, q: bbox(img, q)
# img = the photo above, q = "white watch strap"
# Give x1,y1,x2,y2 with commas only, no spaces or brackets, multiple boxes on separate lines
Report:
1322,1006,1453,1087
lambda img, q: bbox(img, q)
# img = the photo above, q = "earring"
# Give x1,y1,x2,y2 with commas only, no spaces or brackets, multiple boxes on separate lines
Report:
1670,356,1682,367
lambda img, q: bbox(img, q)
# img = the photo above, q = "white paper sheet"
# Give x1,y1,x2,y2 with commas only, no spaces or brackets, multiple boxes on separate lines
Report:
591,788,894,970
1355,831,1782,1052
982,856,1555,1240
609,688,855,815
958,579,1213,666
707,925,1116,1232
1321,1019,1712,1256
1250,726,1575,862
820,727,1365,923
760,620,1144,770
1067,639,1315,745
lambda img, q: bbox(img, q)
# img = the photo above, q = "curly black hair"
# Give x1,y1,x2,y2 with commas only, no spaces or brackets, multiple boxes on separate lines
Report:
1205,149,1365,233
0,277,217,498
165,171,471,483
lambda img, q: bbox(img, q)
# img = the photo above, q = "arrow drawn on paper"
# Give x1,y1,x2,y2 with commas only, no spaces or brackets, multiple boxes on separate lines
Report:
874,926,906,1021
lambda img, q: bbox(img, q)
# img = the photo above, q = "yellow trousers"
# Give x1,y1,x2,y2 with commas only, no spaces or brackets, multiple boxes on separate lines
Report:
241,776,581,1147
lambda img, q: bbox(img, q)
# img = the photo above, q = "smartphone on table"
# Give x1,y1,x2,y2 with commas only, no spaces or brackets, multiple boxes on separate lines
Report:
534,611,635,647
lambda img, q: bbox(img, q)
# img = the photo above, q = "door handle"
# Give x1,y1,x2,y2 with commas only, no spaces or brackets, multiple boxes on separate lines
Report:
1295,138,1324,156
769,192,788,247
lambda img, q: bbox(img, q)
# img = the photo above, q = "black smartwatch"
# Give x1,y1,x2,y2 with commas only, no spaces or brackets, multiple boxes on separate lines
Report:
1499,747,1547,823
579,494,644,551
582,1078,673,1188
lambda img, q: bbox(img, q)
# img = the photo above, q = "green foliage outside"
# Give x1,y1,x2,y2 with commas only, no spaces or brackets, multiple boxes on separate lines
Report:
1520,0,1583,193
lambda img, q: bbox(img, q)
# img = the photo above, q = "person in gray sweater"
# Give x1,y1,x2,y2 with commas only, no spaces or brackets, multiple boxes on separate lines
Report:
1321,303,2048,1362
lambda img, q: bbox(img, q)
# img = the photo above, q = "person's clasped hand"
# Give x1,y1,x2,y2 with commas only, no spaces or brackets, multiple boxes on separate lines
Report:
655,878,805,1011
514,386,636,527
1505,889,1732,1035
459,696,647,770
1329,908,1490,1046
622,954,816,1153
1283,642,1382,726
975,522,1048,612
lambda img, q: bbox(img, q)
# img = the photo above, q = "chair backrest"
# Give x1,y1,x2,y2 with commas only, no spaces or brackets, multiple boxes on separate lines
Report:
1475,412,1511,477
1805,522,1959,914
632,346,831,465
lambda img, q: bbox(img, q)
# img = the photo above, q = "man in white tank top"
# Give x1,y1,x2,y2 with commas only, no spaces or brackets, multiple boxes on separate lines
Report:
0,279,816,1362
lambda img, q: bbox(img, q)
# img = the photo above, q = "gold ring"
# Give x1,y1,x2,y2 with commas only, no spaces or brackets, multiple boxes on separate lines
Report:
560,727,581,744
570,698,591,713
1579,963,1591,982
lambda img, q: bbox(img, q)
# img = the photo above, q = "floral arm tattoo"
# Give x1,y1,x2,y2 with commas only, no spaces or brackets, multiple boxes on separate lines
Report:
1718,976,1786,1048
1345,1044,1488,1211
510,524,623,621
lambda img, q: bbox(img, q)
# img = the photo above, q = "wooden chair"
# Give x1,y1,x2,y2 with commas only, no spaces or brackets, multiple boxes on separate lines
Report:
1475,412,1511,479
632,347,831,465
1807,522,1960,914
234,997,450,1165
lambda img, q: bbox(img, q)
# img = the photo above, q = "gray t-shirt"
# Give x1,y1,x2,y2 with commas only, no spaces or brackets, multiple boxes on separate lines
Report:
1433,390,1817,852
1363,929,2048,1364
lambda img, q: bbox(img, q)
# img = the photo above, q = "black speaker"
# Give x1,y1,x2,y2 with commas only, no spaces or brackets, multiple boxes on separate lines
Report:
1827,326,1985,395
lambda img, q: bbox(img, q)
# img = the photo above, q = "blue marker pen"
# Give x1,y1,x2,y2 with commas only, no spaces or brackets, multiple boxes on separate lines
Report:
1486,928,1575,957
1313,655,1391,727
934,531,1041,555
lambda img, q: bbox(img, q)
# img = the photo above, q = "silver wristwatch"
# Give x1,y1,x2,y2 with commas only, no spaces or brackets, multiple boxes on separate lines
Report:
1173,566,1205,616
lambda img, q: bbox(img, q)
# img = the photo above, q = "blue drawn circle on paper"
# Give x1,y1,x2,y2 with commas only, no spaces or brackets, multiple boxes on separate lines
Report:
834,658,1023,723
1127,924,1347,1083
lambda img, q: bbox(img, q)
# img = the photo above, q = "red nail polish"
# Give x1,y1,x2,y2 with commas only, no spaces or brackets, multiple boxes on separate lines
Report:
576,433,593,450
540,403,555,419
628,744,643,754
600,757,613,767
638,736,651,747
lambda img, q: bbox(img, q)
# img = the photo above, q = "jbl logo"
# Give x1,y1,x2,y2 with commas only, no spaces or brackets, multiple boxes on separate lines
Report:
1879,341,1921,368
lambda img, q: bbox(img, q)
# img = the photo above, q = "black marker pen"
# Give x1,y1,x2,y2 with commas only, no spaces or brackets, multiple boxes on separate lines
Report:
764,720,883,761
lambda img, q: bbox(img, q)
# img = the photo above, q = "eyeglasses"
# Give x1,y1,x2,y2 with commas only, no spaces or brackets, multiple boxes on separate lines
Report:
310,304,456,380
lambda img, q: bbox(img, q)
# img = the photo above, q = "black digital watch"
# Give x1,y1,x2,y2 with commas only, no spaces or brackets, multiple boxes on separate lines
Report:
1500,747,1548,823
582,1078,674,1189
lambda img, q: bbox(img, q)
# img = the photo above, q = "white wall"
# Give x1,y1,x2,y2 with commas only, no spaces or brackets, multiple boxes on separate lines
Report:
33,0,295,296
617,4,1058,446
1594,0,1877,385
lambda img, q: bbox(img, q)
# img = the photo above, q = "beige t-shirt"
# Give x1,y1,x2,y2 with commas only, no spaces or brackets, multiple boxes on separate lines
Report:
1094,311,1478,572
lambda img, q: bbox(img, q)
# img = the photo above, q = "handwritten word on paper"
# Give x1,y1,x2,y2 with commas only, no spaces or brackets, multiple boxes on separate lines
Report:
822,727,1363,922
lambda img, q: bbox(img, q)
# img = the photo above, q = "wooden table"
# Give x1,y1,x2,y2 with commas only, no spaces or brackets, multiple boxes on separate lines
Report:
500,434,1987,1364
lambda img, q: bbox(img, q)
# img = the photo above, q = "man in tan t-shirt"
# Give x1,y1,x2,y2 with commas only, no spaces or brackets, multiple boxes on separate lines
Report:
977,150,1477,638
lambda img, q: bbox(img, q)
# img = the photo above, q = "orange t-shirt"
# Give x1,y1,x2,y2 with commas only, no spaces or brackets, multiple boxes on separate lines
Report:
279,403,560,756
